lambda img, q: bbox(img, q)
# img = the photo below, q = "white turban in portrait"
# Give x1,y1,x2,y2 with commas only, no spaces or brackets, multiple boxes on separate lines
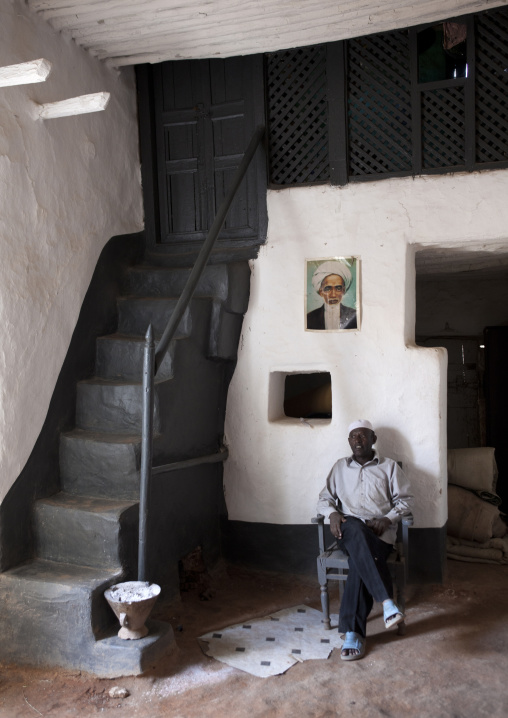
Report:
311,260,353,294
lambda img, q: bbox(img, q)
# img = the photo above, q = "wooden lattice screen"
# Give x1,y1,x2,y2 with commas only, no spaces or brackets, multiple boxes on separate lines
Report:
347,31,412,177
266,46,329,185
475,7,508,164
265,9,508,186
422,86,466,169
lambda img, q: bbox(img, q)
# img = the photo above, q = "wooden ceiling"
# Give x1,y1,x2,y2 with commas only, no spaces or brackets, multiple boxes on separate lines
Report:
28,0,508,67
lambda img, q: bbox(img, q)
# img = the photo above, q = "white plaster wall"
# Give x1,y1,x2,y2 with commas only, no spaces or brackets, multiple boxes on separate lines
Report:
0,1,143,501
416,275,508,337
224,170,508,529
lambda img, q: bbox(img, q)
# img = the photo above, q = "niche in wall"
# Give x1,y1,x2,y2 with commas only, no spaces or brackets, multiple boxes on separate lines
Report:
268,371,332,421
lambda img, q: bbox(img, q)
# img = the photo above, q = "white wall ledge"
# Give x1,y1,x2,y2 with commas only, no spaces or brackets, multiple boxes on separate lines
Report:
38,92,110,119
0,58,52,87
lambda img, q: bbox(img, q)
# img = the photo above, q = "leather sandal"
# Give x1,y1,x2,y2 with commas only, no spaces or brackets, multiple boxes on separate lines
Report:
383,599,404,629
341,631,366,661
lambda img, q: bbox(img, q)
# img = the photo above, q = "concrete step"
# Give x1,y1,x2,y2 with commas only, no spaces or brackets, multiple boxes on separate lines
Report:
117,296,192,338
34,493,138,570
75,378,160,434
0,559,120,665
124,264,228,301
95,333,175,381
92,619,175,678
0,559,174,676
60,429,141,500
144,242,259,268
126,262,251,314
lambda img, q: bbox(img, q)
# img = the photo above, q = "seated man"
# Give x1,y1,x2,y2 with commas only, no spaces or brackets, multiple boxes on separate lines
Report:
317,420,413,661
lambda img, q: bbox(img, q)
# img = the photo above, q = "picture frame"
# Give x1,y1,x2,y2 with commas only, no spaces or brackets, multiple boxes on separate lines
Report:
305,257,360,332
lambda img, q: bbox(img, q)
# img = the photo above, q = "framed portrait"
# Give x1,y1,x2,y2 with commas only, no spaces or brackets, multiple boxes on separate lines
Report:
305,257,360,332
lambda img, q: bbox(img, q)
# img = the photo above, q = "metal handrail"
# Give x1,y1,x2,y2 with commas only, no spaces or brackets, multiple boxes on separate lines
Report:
138,125,265,581
152,447,228,475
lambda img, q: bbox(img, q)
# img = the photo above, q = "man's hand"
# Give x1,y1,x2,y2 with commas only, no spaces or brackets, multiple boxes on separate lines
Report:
330,512,346,539
366,517,391,536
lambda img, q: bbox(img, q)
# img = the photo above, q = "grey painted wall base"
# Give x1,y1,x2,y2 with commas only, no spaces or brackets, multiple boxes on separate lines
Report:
222,520,447,585
406,523,448,585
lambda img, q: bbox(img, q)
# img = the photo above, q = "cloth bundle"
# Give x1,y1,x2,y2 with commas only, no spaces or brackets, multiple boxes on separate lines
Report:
447,535,508,565
447,447,506,563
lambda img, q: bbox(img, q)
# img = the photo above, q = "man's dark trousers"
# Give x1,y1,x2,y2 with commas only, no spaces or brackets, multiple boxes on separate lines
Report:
335,516,394,637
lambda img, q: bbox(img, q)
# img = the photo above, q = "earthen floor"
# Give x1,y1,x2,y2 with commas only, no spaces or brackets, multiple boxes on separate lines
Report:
0,559,507,718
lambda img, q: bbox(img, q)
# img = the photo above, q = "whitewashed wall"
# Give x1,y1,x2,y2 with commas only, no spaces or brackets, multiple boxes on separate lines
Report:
224,170,508,529
0,0,143,501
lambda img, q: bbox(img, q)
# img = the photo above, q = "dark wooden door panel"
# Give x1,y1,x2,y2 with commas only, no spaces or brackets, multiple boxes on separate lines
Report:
153,56,263,244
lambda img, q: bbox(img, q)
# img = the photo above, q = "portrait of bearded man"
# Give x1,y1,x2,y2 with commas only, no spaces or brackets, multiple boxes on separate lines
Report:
306,259,358,331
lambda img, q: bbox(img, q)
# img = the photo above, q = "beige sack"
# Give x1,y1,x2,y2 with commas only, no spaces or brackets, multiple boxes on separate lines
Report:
447,447,498,493
448,485,501,543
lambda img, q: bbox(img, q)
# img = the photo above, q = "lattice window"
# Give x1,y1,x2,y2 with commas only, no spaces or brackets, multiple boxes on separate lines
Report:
348,30,412,177
266,46,329,185
475,8,508,164
265,9,508,188
422,86,465,168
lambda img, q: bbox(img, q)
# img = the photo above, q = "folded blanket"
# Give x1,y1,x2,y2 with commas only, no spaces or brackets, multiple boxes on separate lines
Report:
447,535,508,564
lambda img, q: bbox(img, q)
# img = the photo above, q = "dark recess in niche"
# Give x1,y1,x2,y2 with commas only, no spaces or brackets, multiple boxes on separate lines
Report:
283,372,332,419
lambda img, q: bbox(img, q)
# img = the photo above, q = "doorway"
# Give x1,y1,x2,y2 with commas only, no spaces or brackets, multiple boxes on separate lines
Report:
483,326,508,508
150,56,265,245
415,258,508,509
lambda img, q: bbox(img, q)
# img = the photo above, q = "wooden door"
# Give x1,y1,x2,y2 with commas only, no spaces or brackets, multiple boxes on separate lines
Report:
153,56,264,245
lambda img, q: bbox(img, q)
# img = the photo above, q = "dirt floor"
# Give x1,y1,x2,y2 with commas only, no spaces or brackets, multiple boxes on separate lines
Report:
0,559,507,718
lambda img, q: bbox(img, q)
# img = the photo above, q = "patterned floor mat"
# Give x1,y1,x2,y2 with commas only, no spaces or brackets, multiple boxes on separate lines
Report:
199,605,342,677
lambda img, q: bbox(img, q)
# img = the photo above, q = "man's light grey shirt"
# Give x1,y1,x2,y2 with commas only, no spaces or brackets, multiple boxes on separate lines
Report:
316,452,413,545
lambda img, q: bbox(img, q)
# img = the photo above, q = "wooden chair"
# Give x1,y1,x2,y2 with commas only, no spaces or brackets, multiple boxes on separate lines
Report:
311,514,413,635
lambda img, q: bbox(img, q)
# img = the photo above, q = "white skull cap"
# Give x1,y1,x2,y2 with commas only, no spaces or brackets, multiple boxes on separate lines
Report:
348,420,374,434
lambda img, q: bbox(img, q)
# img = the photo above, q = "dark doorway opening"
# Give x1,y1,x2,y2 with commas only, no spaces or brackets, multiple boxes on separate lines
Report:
415,259,508,510
484,326,508,510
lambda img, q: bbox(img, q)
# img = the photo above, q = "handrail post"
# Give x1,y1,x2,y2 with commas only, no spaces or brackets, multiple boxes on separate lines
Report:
138,324,155,582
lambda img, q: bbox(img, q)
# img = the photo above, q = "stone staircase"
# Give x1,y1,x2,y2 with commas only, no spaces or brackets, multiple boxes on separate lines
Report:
0,258,249,676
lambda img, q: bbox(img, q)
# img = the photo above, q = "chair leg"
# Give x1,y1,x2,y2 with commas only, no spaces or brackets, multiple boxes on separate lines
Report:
320,582,331,630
